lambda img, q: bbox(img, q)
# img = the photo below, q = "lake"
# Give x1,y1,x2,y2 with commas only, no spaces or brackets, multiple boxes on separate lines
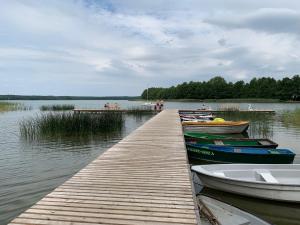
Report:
1,100,300,225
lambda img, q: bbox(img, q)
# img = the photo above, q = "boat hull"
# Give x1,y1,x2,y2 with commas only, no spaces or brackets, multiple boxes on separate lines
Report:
196,173,300,202
183,124,249,134
192,164,300,202
186,144,294,164
198,195,270,225
185,138,278,148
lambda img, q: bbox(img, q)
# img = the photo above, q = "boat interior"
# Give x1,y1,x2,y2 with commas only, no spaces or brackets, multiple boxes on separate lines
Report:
213,169,300,184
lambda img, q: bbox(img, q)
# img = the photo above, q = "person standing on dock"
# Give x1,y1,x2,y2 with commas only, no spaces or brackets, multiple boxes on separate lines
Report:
154,101,159,111
104,102,109,109
159,100,164,110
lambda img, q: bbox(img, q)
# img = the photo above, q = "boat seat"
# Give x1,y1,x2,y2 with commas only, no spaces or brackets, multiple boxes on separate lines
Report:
214,140,224,145
258,140,271,145
255,171,278,183
213,172,226,177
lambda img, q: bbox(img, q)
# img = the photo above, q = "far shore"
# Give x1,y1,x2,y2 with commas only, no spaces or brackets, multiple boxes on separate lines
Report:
1,96,300,103
132,98,300,103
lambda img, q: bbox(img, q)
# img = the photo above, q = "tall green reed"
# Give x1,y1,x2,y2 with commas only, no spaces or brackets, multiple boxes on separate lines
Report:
126,106,156,115
20,112,124,140
40,104,75,111
216,111,274,138
0,102,31,112
281,108,300,127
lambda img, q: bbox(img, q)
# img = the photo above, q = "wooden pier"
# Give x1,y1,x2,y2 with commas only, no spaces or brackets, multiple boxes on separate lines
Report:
9,110,199,225
73,109,160,113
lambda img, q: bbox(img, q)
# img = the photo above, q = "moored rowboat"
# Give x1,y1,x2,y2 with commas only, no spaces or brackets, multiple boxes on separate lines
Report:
186,143,295,164
198,195,270,225
185,136,278,148
180,114,215,122
192,164,300,202
184,132,237,139
182,121,249,134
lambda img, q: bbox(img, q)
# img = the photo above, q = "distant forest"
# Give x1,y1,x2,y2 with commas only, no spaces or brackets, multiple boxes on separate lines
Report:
141,76,300,101
0,95,139,100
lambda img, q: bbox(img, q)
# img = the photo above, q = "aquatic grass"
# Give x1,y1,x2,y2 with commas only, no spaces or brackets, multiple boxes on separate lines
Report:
281,108,300,127
0,101,31,112
126,106,156,115
20,112,124,140
216,111,274,138
40,104,75,111
218,104,240,111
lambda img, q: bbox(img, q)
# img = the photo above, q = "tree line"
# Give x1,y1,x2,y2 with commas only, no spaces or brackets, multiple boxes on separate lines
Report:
141,76,300,101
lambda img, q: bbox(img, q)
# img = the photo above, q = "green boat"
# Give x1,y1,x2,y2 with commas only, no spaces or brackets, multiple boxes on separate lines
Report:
184,132,246,139
184,132,278,148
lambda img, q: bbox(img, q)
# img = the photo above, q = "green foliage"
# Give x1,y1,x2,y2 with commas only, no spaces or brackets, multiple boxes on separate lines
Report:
20,112,124,140
40,104,75,111
141,75,300,101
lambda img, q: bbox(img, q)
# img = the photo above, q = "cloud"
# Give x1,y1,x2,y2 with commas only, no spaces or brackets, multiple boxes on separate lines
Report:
205,8,300,35
1,1,300,95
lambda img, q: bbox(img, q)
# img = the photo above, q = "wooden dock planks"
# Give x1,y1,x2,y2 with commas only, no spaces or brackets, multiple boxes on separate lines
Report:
9,109,199,225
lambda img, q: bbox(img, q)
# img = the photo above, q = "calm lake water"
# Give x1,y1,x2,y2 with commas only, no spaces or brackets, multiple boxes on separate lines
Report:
1,100,300,225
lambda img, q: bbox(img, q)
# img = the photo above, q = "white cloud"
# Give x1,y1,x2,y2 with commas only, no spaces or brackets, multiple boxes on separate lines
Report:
205,8,300,35
0,0,300,95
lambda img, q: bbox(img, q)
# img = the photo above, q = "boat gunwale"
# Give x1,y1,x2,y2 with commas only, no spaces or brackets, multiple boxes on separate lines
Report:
198,194,271,225
182,123,249,127
184,137,278,147
186,143,295,155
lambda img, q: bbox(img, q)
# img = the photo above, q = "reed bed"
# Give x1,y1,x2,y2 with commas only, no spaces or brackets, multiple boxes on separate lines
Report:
126,106,155,115
20,112,124,140
218,104,240,111
40,104,75,111
281,108,300,127
0,102,31,111
216,111,274,138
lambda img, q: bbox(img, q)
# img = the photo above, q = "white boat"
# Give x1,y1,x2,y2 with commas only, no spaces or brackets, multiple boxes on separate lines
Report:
142,87,156,107
198,104,212,111
142,102,155,106
198,195,270,225
192,164,300,202
180,114,215,122
181,117,212,122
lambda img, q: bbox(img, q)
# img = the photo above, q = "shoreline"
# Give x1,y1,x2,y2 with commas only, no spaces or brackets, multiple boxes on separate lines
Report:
132,98,300,103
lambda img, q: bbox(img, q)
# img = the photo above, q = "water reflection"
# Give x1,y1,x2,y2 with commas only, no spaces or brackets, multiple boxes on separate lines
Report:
216,112,275,138
201,188,300,225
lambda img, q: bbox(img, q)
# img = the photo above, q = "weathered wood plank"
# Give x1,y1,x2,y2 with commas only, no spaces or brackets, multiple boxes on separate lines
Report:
39,197,196,209
35,201,195,214
24,209,197,224
32,204,194,219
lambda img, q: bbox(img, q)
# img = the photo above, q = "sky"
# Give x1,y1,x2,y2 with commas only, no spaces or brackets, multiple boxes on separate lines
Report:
1,0,300,96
